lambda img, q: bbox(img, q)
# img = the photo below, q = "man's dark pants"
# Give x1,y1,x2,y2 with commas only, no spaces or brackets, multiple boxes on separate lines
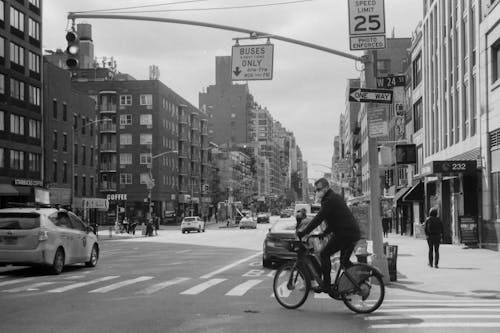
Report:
320,235,358,287
427,235,440,266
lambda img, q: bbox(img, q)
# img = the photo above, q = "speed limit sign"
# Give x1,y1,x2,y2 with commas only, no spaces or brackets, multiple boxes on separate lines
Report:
348,0,386,50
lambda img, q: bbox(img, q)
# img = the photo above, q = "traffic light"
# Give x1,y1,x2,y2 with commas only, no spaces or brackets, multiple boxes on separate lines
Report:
65,30,79,69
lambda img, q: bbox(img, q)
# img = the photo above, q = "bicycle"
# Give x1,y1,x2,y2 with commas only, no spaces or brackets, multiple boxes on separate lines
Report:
273,234,385,313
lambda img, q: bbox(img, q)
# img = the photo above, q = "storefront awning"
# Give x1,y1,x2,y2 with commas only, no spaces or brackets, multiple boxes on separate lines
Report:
0,184,19,196
394,187,411,203
403,182,424,202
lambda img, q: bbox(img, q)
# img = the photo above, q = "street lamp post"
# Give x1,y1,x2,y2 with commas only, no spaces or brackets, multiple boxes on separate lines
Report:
147,148,178,220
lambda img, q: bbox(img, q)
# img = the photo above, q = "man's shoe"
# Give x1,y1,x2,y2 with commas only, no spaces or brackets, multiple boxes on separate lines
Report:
428,263,432,267
435,264,439,268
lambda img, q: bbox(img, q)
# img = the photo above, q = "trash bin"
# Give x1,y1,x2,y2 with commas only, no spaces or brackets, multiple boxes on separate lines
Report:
385,244,398,281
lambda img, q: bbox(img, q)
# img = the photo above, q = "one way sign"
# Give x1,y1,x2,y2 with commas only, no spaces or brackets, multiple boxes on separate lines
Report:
348,88,393,104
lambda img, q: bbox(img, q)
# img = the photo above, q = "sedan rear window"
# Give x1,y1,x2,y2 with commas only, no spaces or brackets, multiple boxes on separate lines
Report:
184,217,196,222
272,221,296,231
0,213,41,230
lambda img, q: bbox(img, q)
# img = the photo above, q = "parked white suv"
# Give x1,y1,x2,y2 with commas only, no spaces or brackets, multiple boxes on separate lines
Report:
181,216,205,233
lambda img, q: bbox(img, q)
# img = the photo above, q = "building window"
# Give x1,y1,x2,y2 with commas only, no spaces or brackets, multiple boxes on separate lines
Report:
140,94,153,106
63,162,67,183
120,95,132,105
82,146,86,166
0,148,4,168
53,100,57,118
492,172,500,220
62,103,67,121
492,41,500,83
140,173,149,184
0,73,4,94
10,150,24,170
28,119,40,139
53,161,57,183
90,177,94,194
413,52,422,88
90,147,94,166
119,114,132,125
376,59,390,75
73,114,78,129
0,36,4,58
140,114,152,125
53,131,58,150
10,42,24,66
10,114,24,135
10,7,24,32
81,117,86,135
0,1,4,21
63,133,67,152
28,85,40,106
119,133,132,145
10,78,24,100
28,153,40,172
120,153,132,165
463,83,469,139
140,153,152,164
120,173,132,184
82,176,86,197
74,144,78,164
28,18,40,40
140,133,152,145
413,98,423,132
74,175,78,195
29,0,40,8
0,110,4,131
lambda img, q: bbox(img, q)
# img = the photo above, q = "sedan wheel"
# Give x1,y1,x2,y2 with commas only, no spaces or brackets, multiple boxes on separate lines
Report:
85,244,99,267
51,248,65,275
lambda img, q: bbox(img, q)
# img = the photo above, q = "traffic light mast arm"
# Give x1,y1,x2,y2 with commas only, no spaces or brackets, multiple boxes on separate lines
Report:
67,13,362,62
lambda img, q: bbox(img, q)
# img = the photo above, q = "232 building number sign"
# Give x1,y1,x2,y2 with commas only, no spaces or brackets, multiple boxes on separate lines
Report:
348,0,386,51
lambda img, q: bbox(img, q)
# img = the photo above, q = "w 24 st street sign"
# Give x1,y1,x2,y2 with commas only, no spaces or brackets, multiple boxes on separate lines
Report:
348,88,393,104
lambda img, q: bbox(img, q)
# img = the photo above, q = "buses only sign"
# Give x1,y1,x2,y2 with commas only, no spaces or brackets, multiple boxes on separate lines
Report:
231,44,274,81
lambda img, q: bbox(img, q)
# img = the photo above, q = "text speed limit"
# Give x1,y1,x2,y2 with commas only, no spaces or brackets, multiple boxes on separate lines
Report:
348,0,386,36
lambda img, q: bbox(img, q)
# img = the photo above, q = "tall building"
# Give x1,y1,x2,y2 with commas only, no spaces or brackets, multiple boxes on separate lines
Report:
0,0,44,208
421,0,480,244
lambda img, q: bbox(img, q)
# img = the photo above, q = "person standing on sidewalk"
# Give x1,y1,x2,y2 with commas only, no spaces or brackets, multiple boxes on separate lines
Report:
424,207,444,268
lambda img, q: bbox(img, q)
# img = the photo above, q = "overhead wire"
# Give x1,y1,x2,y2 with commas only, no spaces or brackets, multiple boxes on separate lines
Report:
73,0,316,15
72,0,214,14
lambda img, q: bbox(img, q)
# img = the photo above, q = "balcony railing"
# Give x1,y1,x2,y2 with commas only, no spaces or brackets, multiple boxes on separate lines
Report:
100,163,117,172
99,104,117,113
99,182,117,191
100,123,117,132
100,143,117,151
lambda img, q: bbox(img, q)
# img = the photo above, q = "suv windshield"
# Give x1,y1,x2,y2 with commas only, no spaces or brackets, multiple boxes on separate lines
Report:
184,217,196,222
0,213,41,229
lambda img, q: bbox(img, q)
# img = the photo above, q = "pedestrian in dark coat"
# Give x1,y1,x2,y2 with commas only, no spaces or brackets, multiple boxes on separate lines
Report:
424,207,444,268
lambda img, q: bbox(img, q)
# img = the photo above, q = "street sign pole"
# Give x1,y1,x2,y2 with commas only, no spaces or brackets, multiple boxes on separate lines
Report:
364,52,390,283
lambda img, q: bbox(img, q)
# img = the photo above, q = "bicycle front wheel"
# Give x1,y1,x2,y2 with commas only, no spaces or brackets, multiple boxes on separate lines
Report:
273,262,310,309
342,272,385,314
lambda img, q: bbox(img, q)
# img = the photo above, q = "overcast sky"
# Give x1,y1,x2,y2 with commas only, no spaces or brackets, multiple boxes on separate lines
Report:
43,0,423,180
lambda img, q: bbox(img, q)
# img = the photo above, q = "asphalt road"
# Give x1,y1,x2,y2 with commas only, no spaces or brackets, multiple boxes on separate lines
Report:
1,220,500,333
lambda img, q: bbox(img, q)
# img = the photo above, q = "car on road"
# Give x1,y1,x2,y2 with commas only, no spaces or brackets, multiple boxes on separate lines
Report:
181,216,205,233
262,216,298,268
0,207,99,274
256,213,270,224
239,215,257,229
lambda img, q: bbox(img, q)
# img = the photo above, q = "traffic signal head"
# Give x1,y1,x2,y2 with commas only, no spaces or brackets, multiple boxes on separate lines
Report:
65,30,79,69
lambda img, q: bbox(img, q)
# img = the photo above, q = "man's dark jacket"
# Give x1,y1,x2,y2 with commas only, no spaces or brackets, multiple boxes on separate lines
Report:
301,188,361,239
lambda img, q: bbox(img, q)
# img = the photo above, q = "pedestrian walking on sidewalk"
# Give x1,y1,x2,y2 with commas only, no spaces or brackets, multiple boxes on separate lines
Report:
424,207,444,268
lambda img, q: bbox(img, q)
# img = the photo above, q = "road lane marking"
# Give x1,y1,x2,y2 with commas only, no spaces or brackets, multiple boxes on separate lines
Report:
136,277,191,295
0,277,35,287
180,278,226,295
47,276,120,293
4,282,57,292
200,252,261,279
225,280,263,296
369,323,500,329
366,314,500,320
175,250,191,254
89,276,153,293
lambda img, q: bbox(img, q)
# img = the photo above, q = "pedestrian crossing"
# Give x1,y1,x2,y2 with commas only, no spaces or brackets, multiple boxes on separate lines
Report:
365,299,500,330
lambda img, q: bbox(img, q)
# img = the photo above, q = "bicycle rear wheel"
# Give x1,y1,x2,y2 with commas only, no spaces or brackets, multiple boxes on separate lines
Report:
273,262,310,309
342,272,385,314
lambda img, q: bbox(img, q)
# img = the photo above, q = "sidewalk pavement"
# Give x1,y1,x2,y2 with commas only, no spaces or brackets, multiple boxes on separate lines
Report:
379,233,500,299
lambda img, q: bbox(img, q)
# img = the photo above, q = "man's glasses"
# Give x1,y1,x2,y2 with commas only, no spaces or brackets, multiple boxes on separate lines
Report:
314,188,323,193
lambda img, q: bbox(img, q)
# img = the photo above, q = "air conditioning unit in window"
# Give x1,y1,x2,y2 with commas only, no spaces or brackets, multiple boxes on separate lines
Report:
395,103,405,116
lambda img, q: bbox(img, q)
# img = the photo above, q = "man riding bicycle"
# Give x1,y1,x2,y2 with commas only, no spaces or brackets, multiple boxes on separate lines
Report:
296,178,361,293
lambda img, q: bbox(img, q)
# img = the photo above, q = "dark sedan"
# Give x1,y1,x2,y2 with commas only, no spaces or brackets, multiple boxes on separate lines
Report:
262,217,298,268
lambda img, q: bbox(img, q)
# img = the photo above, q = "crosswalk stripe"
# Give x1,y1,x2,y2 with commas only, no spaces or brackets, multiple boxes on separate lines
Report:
4,282,57,293
89,276,154,293
180,278,226,295
47,276,120,293
136,277,191,295
369,322,500,329
226,280,263,296
376,308,500,313
0,277,35,287
366,314,500,321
